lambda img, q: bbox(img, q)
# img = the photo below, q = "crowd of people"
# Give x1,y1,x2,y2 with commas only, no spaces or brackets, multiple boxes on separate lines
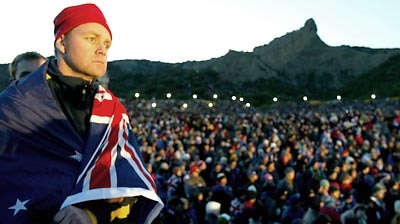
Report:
124,97,400,224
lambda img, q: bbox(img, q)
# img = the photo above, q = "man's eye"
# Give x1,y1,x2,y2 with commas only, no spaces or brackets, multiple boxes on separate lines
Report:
87,37,95,42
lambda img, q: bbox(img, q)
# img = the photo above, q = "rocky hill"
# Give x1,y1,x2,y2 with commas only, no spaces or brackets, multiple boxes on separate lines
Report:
182,19,400,90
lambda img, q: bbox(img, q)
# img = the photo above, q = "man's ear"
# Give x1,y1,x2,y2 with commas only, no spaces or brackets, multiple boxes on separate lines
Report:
55,35,66,54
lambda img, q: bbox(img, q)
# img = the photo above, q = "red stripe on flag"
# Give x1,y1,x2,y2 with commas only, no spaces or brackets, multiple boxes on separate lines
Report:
90,114,120,188
123,140,157,192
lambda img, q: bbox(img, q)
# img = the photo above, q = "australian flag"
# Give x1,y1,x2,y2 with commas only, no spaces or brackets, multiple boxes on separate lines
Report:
0,63,163,223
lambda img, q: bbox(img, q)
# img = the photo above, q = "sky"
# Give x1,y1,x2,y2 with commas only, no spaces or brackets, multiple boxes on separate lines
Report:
0,0,399,64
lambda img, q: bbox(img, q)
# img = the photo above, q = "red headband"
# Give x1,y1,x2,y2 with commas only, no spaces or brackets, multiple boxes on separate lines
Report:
54,3,112,41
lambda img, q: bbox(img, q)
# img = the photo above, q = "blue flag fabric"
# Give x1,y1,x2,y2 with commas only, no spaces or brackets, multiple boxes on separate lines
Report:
0,63,163,223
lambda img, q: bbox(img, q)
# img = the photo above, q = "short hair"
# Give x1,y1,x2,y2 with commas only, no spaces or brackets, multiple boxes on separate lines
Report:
284,166,295,175
9,51,46,80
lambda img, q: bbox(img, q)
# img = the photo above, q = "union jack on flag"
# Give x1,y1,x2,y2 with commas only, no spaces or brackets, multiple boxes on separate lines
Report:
62,86,164,223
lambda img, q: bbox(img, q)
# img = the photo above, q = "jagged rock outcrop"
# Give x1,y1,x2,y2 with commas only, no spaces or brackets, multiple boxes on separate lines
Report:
182,18,400,89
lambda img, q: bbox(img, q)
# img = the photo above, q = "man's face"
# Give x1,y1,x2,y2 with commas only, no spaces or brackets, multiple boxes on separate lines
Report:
15,59,46,80
287,170,295,180
57,23,112,81
376,189,386,200
219,177,227,186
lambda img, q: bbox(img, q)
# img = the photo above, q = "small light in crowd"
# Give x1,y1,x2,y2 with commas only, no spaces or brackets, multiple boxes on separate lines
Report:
213,94,218,99
371,94,376,100
303,96,308,101
208,102,213,108
273,97,278,102
337,95,342,100
182,103,188,109
231,96,236,101
239,97,244,102
192,94,198,99
151,102,157,108
134,92,140,98
245,103,251,108
166,93,172,99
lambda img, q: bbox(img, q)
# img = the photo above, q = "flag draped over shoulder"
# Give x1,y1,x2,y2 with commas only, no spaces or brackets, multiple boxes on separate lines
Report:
63,85,164,223
0,64,163,224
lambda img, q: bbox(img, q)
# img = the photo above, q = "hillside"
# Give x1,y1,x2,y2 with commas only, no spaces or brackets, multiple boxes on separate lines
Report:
182,19,400,90
341,54,400,99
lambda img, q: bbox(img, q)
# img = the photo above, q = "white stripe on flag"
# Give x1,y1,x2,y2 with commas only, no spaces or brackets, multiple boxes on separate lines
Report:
90,115,111,124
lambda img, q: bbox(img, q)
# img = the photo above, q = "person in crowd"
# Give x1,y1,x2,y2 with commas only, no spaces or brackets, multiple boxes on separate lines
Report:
320,185,342,224
205,201,222,224
390,200,400,224
0,3,163,223
319,179,331,202
210,172,234,214
185,163,208,199
8,51,47,81
277,166,299,198
366,184,388,224
162,196,190,224
262,187,289,224
155,162,171,203
303,195,323,224
226,158,244,195
232,185,263,224
280,193,305,224
208,162,224,187
244,170,261,197
167,165,186,201
354,162,376,204
340,203,367,224
305,159,327,194
312,213,332,224
230,187,246,219
187,188,207,224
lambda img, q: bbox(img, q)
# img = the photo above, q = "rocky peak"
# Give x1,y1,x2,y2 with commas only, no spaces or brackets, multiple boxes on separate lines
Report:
303,18,317,34
252,18,327,70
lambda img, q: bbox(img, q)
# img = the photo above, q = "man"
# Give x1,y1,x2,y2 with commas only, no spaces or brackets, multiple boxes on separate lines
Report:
277,166,299,198
0,3,163,223
184,163,207,199
366,184,388,224
8,51,47,81
210,173,233,214
340,204,367,224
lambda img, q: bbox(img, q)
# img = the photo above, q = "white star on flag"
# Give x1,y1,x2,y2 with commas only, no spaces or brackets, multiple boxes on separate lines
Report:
70,150,82,161
9,198,29,215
